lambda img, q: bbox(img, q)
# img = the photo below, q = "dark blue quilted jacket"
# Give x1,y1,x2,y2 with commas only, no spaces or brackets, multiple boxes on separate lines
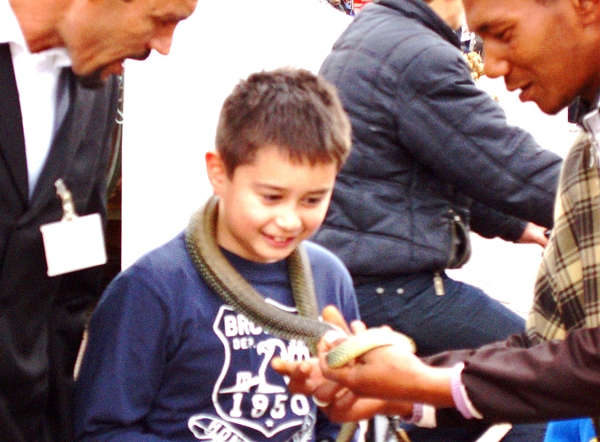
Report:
312,0,562,282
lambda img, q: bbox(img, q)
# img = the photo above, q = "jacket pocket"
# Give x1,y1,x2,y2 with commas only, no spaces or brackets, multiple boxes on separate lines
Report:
448,210,471,269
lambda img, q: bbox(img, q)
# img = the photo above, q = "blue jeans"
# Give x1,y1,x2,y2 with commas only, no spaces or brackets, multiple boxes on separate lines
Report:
356,272,547,442
356,272,525,356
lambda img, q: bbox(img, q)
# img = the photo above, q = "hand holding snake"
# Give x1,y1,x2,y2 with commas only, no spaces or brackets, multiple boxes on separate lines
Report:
272,305,418,422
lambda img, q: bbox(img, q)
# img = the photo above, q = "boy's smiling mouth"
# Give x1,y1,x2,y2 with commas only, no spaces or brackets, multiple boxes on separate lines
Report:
264,233,296,247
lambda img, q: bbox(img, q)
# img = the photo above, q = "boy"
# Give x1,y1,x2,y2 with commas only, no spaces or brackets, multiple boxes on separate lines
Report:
73,67,358,441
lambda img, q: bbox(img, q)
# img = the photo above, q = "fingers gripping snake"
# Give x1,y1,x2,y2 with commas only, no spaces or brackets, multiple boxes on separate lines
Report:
185,196,415,442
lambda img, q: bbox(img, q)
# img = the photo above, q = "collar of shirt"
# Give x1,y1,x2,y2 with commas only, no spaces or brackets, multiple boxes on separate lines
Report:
569,89,600,127
2,0,72,198
0,0,71,68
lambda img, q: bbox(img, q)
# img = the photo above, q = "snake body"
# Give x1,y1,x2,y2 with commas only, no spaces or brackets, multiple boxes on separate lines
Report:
185,196,334,352
185,196,414,442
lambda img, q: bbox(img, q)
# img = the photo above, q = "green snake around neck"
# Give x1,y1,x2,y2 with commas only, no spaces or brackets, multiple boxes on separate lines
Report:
184,195,334,352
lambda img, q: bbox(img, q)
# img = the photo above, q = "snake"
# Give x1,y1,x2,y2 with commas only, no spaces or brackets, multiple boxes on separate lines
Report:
185,195,415,442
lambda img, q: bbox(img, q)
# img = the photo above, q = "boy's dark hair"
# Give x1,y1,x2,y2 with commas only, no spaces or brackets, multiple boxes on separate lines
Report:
215,67,351,176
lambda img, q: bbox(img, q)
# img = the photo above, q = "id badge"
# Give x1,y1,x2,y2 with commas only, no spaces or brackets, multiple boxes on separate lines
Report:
40,179,107,277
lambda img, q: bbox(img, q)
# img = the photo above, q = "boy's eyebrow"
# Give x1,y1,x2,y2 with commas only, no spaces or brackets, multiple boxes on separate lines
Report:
254,184,333,194
307,188,334,195
254,183,286,191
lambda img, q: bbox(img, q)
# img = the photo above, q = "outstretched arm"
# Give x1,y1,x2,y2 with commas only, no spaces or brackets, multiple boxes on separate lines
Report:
278,306,600,426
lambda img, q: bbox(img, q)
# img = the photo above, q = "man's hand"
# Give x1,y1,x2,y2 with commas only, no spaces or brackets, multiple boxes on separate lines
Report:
317,307,455,408
273,305,455,420
518,222,549,247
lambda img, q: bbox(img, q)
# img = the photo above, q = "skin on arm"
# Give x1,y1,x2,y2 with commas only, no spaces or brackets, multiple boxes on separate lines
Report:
518,222,549,247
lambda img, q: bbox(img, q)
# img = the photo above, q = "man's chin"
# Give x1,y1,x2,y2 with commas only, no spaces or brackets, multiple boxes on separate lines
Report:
77,61,127,88
535,99,569,116
77,69,107,89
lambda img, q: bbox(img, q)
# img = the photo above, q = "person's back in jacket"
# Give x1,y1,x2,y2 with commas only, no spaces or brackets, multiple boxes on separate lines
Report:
311,0,562,440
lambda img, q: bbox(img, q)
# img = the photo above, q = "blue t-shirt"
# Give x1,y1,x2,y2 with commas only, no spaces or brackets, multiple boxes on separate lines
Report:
74,231,359,441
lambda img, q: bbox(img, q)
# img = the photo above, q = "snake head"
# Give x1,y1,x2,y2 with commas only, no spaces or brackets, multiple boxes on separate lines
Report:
325,327,416,368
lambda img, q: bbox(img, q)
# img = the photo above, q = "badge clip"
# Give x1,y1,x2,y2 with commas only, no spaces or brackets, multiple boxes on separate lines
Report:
40,179,107,276
55,178,77,221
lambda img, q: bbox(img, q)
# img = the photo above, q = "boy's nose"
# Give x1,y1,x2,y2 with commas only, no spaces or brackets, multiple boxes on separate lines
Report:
275,210,302,231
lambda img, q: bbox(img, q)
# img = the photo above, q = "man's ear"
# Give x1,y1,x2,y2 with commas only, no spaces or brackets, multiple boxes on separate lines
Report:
205,151,228,196
575,0,600,25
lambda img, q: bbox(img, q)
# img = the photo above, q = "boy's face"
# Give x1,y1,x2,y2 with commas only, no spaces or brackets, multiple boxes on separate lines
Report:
207,145,337,263
464,0,600,114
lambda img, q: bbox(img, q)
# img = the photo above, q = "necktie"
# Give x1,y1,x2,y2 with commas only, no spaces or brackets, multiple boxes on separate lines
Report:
53,68,70,137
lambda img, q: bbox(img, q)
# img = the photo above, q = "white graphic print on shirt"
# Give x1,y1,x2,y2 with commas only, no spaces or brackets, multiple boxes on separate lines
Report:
188,303,315,441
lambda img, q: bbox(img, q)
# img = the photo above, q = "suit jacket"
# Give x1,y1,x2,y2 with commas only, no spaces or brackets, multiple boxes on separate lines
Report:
0,43,119,442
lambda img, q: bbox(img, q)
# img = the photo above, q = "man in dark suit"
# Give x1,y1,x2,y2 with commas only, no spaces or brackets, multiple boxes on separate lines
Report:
0,0,197,440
